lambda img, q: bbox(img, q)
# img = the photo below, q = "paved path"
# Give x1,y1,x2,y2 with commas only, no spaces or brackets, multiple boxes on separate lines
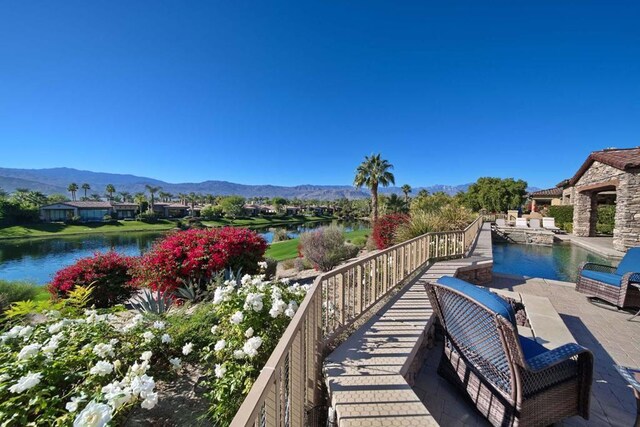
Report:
556,235,625,259
413,273,640,426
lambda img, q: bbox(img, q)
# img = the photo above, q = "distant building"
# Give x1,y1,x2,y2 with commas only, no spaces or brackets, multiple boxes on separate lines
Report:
151,203,190,218
40,201,114,222
528,186,563,211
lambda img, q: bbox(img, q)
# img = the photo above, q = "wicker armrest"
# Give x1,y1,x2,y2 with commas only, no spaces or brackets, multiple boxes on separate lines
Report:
579,262,616,274
623,272,640,284
525,343,592,373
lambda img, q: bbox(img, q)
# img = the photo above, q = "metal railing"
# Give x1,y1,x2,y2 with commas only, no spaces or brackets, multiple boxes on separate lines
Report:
230,216,484,427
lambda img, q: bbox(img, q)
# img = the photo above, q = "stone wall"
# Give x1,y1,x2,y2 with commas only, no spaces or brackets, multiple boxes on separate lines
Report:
455,264,492,284
492,228,555,246
572,160,640,251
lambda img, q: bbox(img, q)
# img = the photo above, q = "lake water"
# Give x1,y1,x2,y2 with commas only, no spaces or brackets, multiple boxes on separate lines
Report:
0,220,367,285
492,242,612,283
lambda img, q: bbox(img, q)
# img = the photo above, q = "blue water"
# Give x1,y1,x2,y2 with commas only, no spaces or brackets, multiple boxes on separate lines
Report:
0,220,367,285
492,242,611,283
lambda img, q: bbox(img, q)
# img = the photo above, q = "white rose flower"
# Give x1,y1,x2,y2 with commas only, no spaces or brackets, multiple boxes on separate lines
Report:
18,325,34,339
73,401,112,427
141,391,158,409
130,361,150,376
182,342,194,355
285,301,299,318
161,333,172,343
210,325,218,334
130,374,155,398
230,311,244,325
113,360,122,370
244,293,264,312
258,261,268,270
214,339,226,352
243,336,263,358
6,325,24,339
48,321,65,334
169,357,182,369
241,274,252,285
0,373,10,383
102,382,132,410
233,349,245,359
65,395,85,413
141,351,153,361
245,327,254,338
214,364,226,378
152,321,165,330
9,372,42,393
269,299,287,318
109,338,119,346
17,343,42,360
89,360,114,376
142,331,155,342
92,343,115,359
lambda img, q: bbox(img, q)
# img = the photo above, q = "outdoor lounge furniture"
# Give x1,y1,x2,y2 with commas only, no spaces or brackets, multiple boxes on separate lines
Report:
515,218,529,228
542,217,562,233
529,218,542,229
576,247,640,309
425,276,593,427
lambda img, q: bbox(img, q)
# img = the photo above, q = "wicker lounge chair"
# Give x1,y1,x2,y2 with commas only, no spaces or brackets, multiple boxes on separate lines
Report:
425,276,593,427
576,247,640,309
542,217,562,233
515,218,529,228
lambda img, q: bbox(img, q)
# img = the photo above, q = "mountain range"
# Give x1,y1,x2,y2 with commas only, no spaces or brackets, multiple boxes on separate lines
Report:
0,167,476,200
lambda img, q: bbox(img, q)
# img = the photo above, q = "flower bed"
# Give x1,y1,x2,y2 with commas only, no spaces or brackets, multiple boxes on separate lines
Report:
0,270,307,426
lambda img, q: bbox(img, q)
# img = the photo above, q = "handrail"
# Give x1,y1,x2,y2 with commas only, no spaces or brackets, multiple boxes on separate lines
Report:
230,216,484,427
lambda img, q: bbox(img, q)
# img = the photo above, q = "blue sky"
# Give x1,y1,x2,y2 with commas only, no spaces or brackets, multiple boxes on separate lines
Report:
0,1,638,189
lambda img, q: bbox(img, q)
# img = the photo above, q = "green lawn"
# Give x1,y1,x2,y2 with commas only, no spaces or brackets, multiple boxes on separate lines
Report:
0,220,177,240
201,215,333,229
265,228,370,261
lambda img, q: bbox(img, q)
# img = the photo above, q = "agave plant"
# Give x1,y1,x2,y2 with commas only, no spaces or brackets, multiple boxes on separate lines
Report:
131,288,174,315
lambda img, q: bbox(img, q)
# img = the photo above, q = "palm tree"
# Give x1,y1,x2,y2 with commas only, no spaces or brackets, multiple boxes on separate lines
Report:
119,192,132,203
134,192,147,213
353,154,395,222
81,183,91,199
145,185,162,212
105,184,116,201
90,193,101,201
67,183,79,201
417,189,429,198
401,184,412,202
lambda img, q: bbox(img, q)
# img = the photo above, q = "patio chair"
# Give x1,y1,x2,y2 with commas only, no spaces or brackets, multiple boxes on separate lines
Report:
529,218,542,229
496,218,507,227
425,276,593,427
576,247,640,309
542,217,562,233
515,218,529,228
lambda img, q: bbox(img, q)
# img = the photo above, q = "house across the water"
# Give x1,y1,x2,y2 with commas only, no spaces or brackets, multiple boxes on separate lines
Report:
39,200,192,222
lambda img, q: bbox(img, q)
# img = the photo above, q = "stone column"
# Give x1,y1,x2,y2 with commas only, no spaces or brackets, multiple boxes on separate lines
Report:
573,190,596,236
613,172,640,251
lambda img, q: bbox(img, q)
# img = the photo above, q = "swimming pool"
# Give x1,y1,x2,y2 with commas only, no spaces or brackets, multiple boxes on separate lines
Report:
492,242,612,283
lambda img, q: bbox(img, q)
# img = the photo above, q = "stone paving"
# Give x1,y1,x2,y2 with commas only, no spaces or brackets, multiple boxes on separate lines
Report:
556,234,626,259
413,273,640,426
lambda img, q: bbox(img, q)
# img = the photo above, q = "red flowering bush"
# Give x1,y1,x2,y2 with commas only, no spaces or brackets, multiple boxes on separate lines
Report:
48,251,136,308
133,227,267,292
372,213,410,249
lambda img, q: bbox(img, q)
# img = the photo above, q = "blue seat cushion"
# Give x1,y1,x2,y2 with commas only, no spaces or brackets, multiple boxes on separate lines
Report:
436,276,516,326
616,247,640,276
519,335,548,360
581,270,622,287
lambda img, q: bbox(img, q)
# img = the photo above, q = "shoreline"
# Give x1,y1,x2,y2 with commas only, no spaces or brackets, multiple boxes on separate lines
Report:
0,215,349,242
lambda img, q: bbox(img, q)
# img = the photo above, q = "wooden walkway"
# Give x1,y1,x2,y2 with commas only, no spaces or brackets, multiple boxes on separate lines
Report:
324,224,493,426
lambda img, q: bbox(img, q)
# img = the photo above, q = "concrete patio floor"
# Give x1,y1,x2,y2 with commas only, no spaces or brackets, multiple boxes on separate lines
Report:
555,235,626,259
413,273,639,426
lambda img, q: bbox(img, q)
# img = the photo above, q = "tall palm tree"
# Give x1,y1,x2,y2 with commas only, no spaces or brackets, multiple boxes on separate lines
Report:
105,184,116,201
67,183,79,201
134,192,147,213
81,183,91,199
401,184,412,202
145,185,162,212
353,154,395,223
417,189,429,198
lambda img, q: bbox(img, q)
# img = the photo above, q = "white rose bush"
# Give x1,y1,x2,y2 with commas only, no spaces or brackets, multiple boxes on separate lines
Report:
0,270,308,426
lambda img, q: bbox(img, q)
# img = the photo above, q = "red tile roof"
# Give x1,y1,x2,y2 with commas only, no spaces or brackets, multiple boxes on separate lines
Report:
529,187,563,197
42,201,112,209
569,147,640,185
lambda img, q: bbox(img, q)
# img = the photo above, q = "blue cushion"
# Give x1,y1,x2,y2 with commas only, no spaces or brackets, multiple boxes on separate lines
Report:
519,335,548,360
581,269,622,287
616,247,640,276
436,276,516,325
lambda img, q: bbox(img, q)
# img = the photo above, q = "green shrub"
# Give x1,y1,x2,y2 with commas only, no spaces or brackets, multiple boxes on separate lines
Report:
0,280,41,311
563,223,573,233
395,204,474,243
201,205,224,220
597,205,615,235
299,226,358,271
272,228,291,242
547,206,574,227
596,223,614,235
137,211,159,223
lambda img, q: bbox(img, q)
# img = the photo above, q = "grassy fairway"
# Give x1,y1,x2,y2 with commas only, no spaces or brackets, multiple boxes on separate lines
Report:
0,220,177,240
201,215,333,228
265,228,370,261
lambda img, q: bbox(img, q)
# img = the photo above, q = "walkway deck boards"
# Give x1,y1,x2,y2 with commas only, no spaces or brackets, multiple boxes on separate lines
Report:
324,224,493,426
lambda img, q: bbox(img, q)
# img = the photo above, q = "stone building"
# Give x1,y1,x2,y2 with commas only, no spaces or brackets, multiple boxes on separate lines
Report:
569,147,640,251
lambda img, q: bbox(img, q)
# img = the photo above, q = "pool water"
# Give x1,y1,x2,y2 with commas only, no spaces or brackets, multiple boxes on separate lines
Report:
492,242,612,283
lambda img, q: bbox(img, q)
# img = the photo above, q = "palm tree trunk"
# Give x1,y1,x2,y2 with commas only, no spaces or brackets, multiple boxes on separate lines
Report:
371,184,378,223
